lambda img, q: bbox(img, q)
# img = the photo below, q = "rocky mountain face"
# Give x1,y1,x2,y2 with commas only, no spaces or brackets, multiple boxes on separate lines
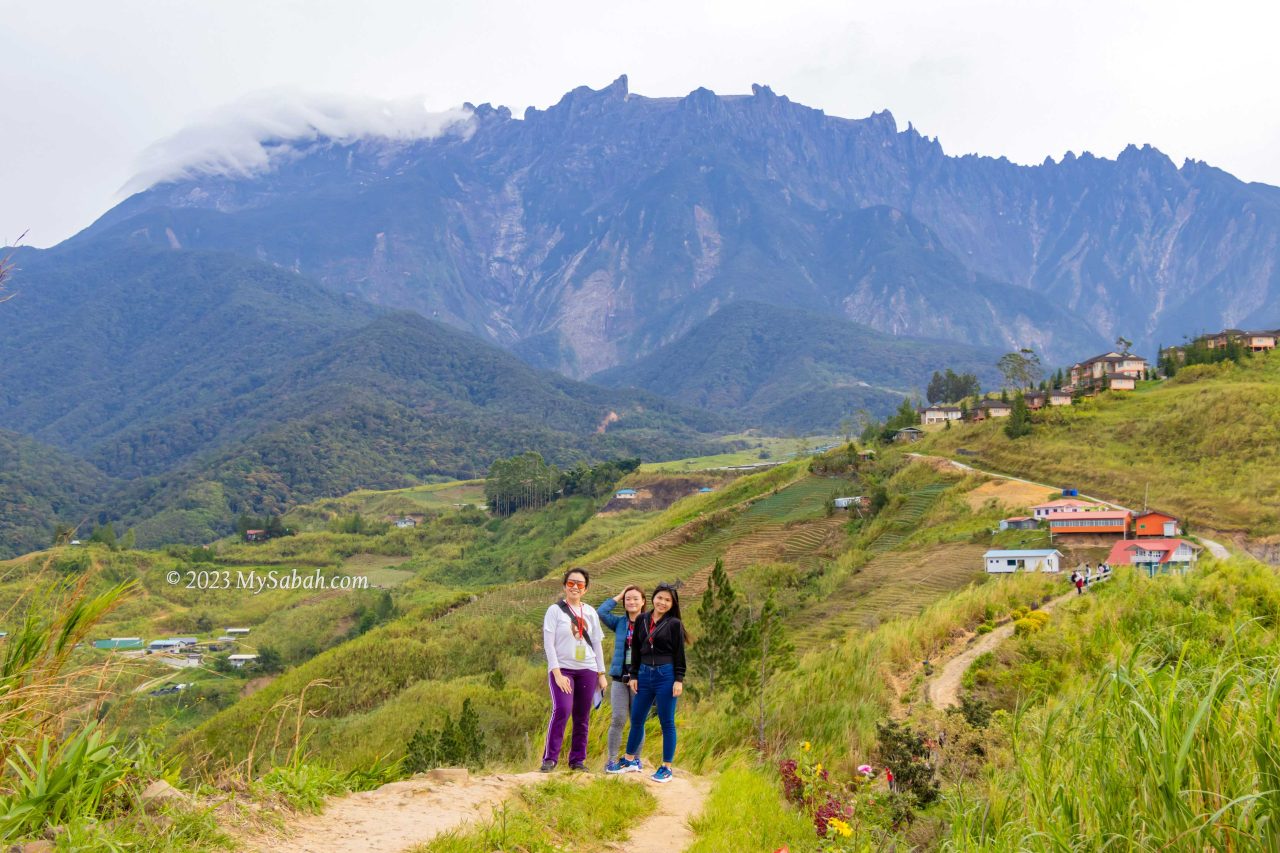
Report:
82,77,1280,372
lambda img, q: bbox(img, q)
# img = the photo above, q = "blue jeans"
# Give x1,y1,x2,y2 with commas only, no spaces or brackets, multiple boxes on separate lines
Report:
625,663,678,763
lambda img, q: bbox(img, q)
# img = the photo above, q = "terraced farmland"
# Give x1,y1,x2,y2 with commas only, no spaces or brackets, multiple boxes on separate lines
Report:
868,483,951,553
792,543,989,650
453,476,854,621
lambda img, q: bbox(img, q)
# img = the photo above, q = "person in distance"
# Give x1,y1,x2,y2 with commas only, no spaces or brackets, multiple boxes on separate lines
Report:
599,585,648,772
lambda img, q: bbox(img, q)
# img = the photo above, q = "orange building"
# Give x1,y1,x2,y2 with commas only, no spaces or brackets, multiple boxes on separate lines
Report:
1046,510,1131,536
1134,510,1180,538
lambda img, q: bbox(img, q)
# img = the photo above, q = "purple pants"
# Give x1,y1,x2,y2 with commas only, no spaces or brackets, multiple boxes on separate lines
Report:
542,668,597,765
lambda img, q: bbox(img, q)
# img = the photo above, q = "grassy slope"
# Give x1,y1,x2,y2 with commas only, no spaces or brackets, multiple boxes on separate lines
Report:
924,356,1280,536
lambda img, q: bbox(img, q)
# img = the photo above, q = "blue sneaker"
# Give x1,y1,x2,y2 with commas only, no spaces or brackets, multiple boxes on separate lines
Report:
607,757,642,775
651,766,673,783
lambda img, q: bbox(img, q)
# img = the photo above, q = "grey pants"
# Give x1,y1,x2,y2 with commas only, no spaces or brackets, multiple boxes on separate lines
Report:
608,679,643,760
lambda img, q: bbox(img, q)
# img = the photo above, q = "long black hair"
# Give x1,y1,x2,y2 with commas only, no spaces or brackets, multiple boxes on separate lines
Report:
651,583,691,643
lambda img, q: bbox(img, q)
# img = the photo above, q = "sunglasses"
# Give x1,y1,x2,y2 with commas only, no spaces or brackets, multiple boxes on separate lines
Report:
564,580,587,590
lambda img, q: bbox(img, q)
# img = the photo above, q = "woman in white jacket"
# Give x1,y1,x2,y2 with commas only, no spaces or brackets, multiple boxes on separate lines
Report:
539,567,607,772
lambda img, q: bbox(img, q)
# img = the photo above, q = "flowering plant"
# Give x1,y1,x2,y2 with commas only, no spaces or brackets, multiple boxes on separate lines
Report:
778,743,904,850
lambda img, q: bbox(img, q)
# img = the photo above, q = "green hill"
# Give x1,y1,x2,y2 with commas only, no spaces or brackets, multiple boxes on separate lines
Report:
0,246,725,550
594,301,1001,430
0,430,111,557
923,355,1280,538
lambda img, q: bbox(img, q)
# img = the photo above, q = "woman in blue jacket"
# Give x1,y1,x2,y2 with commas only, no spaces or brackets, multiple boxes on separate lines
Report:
599,585,647,772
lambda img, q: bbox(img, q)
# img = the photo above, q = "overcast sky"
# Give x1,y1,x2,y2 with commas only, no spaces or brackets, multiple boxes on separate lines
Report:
5,0,1279,247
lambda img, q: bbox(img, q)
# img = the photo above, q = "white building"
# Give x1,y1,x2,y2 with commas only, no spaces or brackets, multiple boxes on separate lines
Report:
984,549,1064,573
228,654,259,668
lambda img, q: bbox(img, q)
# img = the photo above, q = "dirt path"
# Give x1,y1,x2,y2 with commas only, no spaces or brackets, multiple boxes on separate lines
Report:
238,768,710,853
926,591,1075,708
238,770,545,853
607,770,710,853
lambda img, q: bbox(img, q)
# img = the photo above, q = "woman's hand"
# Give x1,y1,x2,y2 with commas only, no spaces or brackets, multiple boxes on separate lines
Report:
629,678,638,694
672,681,683,698
553,671,572,694
598,673,608,692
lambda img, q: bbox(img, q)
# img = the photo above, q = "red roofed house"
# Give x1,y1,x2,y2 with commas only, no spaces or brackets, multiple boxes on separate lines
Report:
1108,538,1200,575
1030,499,1095,520
244,529,267,542
1134,510,1180,538
1046,510,1131,536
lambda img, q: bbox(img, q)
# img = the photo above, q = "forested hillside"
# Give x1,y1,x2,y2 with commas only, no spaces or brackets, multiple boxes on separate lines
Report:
596,301,1001,429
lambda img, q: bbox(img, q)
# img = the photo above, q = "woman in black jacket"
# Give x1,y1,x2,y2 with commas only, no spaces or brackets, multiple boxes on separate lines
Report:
607,582,688,783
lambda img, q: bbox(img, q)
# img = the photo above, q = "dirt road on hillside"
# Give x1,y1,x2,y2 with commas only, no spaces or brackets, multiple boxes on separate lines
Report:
926,590,1076,709
238,768,709,853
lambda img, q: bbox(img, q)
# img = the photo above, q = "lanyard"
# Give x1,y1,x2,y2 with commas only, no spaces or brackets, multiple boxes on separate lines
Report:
566,602,588,641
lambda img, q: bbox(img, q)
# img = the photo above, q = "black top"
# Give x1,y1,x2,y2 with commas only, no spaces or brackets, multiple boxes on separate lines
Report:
626,613,686,682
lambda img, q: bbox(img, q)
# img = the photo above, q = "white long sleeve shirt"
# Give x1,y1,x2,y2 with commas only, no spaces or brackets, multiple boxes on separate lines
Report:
543,601,606,672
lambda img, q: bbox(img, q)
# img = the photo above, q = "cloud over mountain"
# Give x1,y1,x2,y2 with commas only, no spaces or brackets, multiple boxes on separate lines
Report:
124,90,474,193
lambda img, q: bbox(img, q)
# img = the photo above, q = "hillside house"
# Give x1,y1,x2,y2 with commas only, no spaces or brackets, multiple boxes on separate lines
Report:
1046,510,1131,536
998,516,1039,531
971,400,1012,420
893,427,924,443
1107,538,1200,575
614,488,638,500
1134,510,1181,538
1024,392,1046,410
224,627,251,635
244,529,267,542
147,637,198,652
833,496,869,510
984,549,1063,573
1068,352,1149,393
1198,329,1279,352
1030,498,1095,520
227,654,259,668
1105,372,1136,391
1048,389,1072,406
921,405,962,425
394,517,417,529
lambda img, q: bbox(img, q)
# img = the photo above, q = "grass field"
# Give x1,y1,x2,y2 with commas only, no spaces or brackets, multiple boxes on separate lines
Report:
641,433,844,472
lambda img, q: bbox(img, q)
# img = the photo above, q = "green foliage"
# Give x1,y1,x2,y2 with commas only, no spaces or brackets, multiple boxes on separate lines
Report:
690,767,817,852
405,698,486,771
996,348,1042,389
1003,392,1032,439
875,719,939,808
420,778,656,853
253,756,400,814
734,592,796,748
927,369,982,404
89,522,117,549
695,559,747,696
327,513,389,536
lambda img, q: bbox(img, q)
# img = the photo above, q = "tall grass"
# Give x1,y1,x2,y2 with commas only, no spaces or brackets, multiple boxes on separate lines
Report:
943,558,1280,850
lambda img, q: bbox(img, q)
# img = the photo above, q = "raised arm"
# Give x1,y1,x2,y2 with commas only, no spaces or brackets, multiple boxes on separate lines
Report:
597,596,622,631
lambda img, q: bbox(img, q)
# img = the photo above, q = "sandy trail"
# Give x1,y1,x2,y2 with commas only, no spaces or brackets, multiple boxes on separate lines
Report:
607,770,710,852
926,591,1075,708
239,770,545,853
238,768,710,853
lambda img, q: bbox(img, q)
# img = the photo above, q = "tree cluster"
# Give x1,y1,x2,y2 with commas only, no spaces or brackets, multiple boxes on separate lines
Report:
236,513,293,539
925,369,981,404
485,452,640,516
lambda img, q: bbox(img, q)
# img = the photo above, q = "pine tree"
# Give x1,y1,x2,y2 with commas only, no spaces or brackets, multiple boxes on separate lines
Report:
456,698,486,768
734,593,795,750
695,559,745,696
1004,392,1032,439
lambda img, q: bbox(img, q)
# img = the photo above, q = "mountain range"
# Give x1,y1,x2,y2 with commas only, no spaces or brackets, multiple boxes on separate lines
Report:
81,75,1280,373
5,75,1280,553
